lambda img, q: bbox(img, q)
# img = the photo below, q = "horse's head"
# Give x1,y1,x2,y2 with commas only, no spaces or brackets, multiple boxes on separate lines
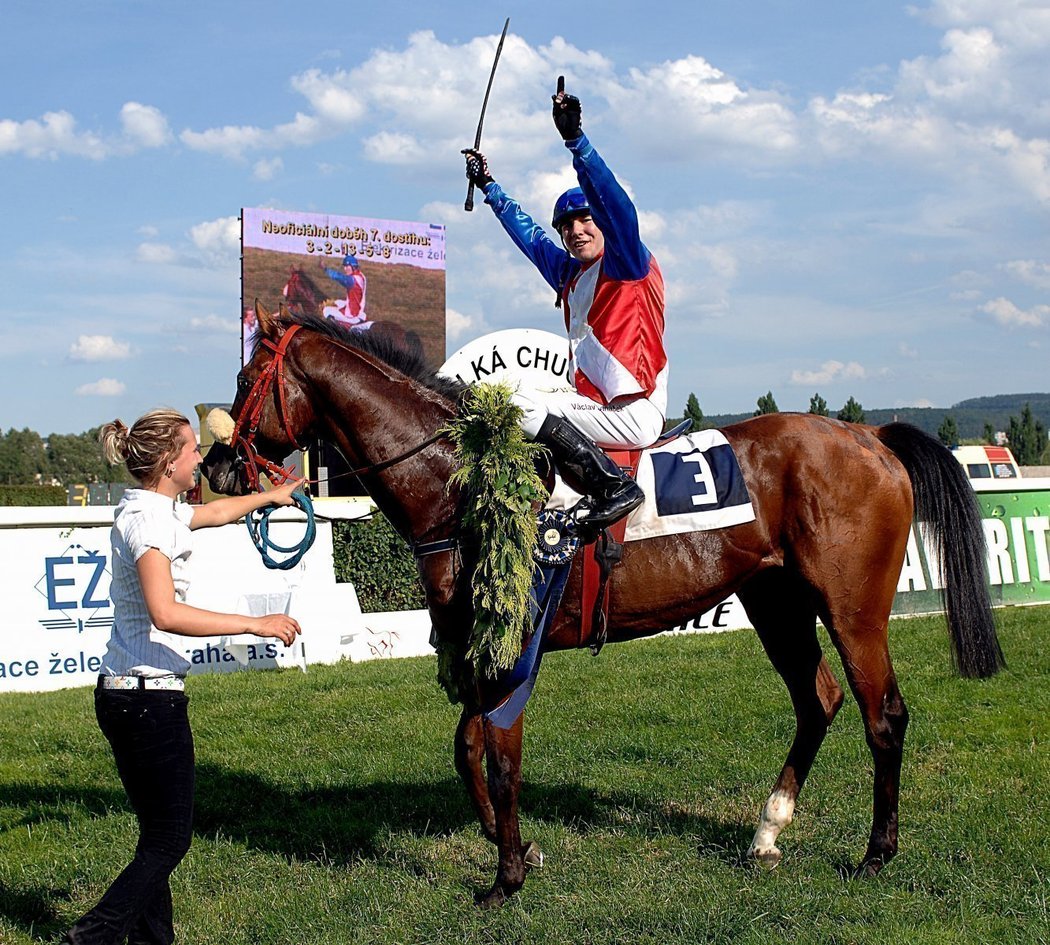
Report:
284,266,303,295
283,266,321,316
202,299,317,496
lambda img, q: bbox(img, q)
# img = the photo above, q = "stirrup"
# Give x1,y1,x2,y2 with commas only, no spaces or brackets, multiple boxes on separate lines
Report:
570,482,643,543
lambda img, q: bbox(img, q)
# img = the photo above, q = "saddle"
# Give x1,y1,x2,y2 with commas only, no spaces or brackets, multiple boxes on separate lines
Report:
550,419,693,655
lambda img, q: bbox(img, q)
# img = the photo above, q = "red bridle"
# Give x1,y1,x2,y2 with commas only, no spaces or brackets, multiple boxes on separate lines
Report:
230,324,304,491
228,321,449,494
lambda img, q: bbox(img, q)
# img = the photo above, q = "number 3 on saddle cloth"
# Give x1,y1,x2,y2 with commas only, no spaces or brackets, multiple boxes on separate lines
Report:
485,427,756,730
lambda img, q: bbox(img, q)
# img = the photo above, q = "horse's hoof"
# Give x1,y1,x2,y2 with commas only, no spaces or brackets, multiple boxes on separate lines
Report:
749,848,782,870
524,841,544,870
852,856,885,878
474,885,508,910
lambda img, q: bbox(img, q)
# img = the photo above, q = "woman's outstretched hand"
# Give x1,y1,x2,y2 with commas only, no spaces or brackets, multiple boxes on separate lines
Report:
251,614,302,647
269,477,308,507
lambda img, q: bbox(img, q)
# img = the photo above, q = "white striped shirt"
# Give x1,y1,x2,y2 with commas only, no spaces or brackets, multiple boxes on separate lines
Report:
101,489,196,677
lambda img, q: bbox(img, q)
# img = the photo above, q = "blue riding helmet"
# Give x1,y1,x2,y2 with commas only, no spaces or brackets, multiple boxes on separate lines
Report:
551,187,590,231
343,254,359,267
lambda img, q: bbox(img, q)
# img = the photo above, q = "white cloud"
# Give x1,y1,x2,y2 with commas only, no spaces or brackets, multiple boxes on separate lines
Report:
76,378,126,396
981,296,1048,327
362,131,426,164
290,68,368,124
69,335,131,362
181,111,325,159
0,110,105,159
610,55,798,157
446,307,481,342
175,30,800,170
790,360,869,386
137,242,178,264
120,102,172,148
898,27,1006,108
418,200,461,226
918,1,1050,50
253,156,283,180
186,314,240,334
1003,258,1050,289
805,3,1050,204
189,216,240,266
0,102,171,159
180,123,267,159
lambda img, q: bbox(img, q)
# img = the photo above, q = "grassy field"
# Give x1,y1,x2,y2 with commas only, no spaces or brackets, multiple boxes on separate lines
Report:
1,608,1047,945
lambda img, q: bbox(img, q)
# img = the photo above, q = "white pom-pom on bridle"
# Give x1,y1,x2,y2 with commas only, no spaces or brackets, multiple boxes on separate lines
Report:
206,408,236,445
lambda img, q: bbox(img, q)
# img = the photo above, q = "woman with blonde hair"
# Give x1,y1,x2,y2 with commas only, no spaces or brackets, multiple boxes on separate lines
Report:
64,408,303,945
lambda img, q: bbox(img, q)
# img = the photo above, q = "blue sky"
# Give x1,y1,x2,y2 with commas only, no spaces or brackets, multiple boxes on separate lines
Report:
2,0,1047,434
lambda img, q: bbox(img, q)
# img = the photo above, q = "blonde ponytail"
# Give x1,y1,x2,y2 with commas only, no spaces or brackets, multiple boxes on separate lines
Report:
98,409,191,486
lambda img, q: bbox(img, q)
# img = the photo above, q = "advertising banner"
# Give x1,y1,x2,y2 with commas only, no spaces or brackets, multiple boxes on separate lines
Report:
5,482,1047,693
0,504,372,694
894,485,1050,614
241,207,446,368
441,328,572,391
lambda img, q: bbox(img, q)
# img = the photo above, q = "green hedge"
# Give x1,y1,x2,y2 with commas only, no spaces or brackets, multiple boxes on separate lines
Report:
0,485,67,506
332,513,426,612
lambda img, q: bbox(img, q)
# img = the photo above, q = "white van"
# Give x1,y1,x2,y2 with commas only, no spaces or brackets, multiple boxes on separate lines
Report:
951,445,1021,480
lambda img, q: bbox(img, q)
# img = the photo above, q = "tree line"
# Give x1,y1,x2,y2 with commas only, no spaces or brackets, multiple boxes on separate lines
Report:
0,427,128,487
677,393,1050,466
5,393,1049,489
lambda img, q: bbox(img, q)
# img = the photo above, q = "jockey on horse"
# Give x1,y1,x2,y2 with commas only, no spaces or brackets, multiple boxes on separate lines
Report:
464,78,668,541
318,253,371,329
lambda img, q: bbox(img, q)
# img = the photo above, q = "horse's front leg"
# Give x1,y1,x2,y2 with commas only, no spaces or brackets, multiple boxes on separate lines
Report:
476,713,528,908
455,708,497,843
456,707,545,894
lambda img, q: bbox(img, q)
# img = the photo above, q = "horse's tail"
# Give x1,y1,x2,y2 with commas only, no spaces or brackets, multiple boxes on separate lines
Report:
875,422,1005,678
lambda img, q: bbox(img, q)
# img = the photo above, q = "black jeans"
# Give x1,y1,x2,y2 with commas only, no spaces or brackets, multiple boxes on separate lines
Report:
65,687,195,945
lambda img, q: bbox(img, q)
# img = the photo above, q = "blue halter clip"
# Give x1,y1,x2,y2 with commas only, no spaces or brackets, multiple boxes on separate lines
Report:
245,491,317,570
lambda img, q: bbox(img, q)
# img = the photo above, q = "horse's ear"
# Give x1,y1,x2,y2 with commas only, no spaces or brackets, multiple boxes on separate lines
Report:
255,298,286,340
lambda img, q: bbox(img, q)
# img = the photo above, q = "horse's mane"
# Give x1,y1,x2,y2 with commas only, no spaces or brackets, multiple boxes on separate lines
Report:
270,311,466,402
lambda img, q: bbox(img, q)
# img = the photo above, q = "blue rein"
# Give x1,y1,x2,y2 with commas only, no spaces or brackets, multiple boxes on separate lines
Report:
245,492,317,570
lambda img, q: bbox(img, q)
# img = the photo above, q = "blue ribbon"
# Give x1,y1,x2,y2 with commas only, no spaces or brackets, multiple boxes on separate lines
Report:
245,492,317,570
485,560,572,730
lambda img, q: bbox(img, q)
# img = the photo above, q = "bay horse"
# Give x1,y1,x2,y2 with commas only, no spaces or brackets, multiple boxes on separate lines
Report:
282,265,325,318
202,304,1004,907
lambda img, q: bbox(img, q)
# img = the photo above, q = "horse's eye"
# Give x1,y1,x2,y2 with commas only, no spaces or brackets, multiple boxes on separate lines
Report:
236,373,250,392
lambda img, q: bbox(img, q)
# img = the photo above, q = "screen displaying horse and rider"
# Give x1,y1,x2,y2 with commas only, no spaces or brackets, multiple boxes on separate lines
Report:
240,206,446,368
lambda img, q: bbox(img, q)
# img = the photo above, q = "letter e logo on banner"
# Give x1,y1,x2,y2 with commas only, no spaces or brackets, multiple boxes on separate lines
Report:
34,543,114,634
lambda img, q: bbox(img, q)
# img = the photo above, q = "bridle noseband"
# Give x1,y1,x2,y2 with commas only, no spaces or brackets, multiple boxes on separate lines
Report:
229,324,305,492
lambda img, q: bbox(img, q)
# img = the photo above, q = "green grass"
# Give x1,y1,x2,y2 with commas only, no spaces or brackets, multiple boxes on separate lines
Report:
1,608,1047,944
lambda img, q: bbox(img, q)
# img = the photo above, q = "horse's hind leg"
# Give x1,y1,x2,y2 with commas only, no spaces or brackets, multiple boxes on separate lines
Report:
738,571,845,867
825,623,909,875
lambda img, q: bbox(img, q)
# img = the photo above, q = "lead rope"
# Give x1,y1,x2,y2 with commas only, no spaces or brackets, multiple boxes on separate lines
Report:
245,491,317,570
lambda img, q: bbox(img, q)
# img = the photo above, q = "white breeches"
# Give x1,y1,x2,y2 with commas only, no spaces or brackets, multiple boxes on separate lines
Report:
512,387,665,449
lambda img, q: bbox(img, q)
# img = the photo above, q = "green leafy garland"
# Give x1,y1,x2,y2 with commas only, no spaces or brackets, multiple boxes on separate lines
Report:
438,383,549,701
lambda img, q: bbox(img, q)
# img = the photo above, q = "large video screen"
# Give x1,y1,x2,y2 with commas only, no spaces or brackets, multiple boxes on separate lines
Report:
241,207,446,367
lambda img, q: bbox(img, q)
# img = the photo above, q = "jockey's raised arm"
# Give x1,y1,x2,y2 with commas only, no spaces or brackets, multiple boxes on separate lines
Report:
462,78,668,541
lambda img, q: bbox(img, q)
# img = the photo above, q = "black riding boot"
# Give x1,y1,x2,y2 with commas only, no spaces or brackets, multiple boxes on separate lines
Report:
536,415,644,540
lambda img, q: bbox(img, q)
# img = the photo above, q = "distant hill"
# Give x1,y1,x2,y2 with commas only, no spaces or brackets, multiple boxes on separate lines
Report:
684,393,1050,439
